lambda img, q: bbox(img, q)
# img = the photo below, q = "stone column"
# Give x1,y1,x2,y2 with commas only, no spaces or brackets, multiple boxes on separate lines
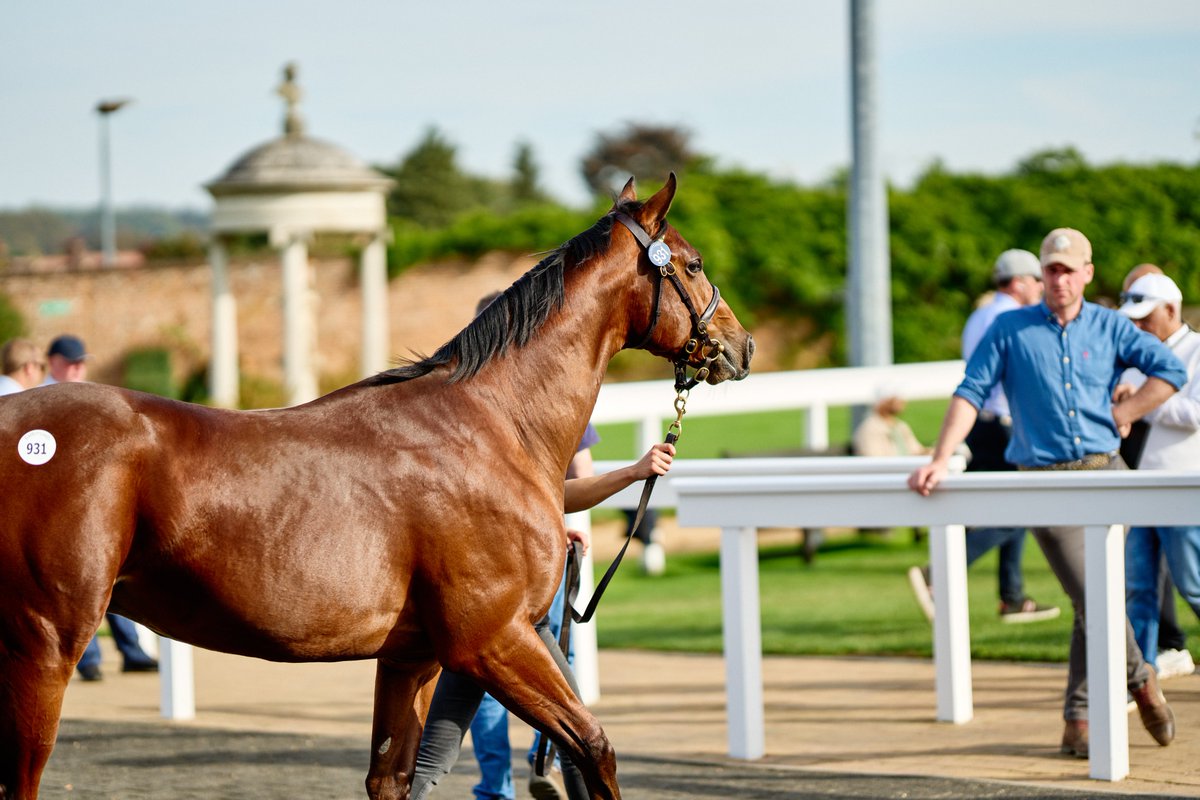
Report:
278,231,319,406
208,239,239,408
360,232,390,378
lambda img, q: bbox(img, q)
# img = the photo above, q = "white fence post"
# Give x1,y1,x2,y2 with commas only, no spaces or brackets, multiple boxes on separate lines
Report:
1085,523,1129,781
566,509,600,705
929,524,972,723
720,525,765,760
159,638,195,720
804,402,829,452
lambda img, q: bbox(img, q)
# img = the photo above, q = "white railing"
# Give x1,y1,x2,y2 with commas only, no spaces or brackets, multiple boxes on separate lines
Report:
673,469,1200,782
592,361,965,452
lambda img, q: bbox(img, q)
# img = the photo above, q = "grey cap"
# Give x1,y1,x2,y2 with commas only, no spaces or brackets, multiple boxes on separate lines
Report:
993,249,1041,282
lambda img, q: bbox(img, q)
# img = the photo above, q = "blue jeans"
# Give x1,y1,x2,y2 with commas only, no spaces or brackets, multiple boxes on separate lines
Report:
469,694,514,800
77,613,155,671
965,527,1027,605
1126,525,1200,669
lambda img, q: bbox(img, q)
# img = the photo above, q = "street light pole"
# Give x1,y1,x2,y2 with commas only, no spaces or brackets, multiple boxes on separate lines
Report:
96,98,132,267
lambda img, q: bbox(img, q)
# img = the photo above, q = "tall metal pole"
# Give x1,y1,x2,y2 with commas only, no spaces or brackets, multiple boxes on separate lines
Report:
847,0,892,372
96,99,131,267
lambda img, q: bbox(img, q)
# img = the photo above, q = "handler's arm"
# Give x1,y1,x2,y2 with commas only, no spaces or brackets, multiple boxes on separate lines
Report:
1112,376,1178,434
907,396,978,496
563,442,675,513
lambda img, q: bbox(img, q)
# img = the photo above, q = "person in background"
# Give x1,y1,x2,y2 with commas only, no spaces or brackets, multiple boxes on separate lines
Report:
625,508,665,577
0,338,46,395
853,390,928,457
1118,264,1192,671
907,249,1059,624
1115,272,1200,680
40,333,160,681
907,227,1185,759
41,333,90,385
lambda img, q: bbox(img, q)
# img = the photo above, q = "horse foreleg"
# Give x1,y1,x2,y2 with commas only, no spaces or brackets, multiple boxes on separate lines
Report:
463,624,619,800
364,659,440,800
0,653,75,800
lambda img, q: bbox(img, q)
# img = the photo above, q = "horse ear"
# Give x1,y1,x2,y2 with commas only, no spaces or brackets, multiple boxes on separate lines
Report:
615,176,638,205
640,172,677,230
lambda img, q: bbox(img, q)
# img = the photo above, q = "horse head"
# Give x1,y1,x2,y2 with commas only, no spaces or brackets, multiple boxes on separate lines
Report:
610,173,754,388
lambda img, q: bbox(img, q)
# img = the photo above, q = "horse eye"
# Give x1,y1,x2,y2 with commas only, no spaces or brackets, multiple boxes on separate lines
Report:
686,259,703,275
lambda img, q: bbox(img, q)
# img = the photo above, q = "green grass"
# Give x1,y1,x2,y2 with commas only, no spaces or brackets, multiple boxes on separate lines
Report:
592,531,1200,663
592,399,950,460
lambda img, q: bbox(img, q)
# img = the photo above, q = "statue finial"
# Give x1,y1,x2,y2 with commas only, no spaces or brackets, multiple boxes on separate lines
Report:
276,61,304,137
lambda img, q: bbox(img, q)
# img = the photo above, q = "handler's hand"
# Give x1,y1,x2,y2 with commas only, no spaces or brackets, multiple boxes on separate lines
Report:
566,527,591,554
632,442,676,479
908,460,947,497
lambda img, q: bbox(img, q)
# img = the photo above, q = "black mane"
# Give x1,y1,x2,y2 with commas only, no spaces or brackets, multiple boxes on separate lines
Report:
366,202,640,386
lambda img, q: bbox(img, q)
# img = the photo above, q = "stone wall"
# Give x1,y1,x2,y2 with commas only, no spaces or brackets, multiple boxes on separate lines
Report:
0,252,538,394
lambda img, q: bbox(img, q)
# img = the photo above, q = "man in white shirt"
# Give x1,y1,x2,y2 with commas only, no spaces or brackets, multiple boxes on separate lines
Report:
1117,272,1200,680
0,338,46,395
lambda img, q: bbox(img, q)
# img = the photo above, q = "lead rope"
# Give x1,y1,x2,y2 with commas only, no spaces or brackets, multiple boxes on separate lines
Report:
535,392,688,776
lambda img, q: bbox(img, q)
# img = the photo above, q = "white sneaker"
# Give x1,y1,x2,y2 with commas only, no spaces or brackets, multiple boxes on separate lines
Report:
641,541,665,576
1156,648,1196,680
907,566,934,623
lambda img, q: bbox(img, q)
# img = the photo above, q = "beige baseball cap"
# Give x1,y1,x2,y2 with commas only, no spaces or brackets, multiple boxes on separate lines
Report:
1039,228,1092,271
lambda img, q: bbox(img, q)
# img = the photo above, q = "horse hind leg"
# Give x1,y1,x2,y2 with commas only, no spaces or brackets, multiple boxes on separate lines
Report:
364,658,440,800
0,651,76,800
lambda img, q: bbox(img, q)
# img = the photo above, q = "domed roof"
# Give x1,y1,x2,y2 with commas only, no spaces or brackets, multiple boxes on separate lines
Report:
206,63,392,198
206,133,393,196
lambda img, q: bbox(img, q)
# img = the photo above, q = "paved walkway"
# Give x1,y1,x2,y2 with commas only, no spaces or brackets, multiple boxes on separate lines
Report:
56,644,1200,798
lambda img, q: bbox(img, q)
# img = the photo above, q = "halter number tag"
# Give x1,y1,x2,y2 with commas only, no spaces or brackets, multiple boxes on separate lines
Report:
647,240,672,267
18,429,56,466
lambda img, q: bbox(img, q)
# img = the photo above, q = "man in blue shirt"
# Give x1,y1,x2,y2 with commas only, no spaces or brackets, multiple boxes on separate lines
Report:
908,227,1187,759
908,249,1060,624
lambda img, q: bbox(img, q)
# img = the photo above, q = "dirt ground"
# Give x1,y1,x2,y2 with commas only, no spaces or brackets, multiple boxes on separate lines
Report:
41,718,1125,800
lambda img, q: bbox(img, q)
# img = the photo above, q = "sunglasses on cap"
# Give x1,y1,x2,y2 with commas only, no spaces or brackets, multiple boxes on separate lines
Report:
1119,292,1158,305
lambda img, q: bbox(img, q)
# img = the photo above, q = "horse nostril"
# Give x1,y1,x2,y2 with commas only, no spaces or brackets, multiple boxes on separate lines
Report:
746,335,756,362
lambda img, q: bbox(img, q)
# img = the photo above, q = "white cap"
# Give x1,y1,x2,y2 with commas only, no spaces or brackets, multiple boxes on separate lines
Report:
993,249,1040,282
1119,273,1183,320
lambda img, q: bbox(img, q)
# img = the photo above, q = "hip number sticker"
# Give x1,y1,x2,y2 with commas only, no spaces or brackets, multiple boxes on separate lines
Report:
18,429,57,466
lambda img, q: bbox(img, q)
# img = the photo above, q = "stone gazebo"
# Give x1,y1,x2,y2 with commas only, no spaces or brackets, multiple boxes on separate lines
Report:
205,63,394,407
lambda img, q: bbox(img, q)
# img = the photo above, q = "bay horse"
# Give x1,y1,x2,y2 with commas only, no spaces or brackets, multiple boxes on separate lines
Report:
0,174,753,800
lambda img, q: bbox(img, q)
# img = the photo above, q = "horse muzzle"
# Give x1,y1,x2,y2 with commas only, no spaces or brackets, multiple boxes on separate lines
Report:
701,332,754,385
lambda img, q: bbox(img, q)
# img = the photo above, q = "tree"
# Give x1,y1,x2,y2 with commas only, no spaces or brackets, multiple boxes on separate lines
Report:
580,123,697,198
0,291,26,343
510,141,547,206
382,127,483,227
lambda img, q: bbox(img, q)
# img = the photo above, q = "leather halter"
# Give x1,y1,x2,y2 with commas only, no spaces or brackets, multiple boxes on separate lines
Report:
613,212,725,391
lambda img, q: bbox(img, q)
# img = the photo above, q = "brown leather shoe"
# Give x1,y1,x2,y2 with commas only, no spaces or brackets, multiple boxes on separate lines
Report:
1130,666,1175,746
1060,719,1088,758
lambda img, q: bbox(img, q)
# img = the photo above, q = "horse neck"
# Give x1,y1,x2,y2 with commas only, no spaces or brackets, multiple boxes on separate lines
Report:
477,258,635,478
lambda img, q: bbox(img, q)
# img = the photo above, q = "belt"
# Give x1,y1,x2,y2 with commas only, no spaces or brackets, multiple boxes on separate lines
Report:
977,410,1012,427
1019,452,1116,471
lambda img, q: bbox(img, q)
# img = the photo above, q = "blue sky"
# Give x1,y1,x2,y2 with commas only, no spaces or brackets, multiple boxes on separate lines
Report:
2,1,1197,212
